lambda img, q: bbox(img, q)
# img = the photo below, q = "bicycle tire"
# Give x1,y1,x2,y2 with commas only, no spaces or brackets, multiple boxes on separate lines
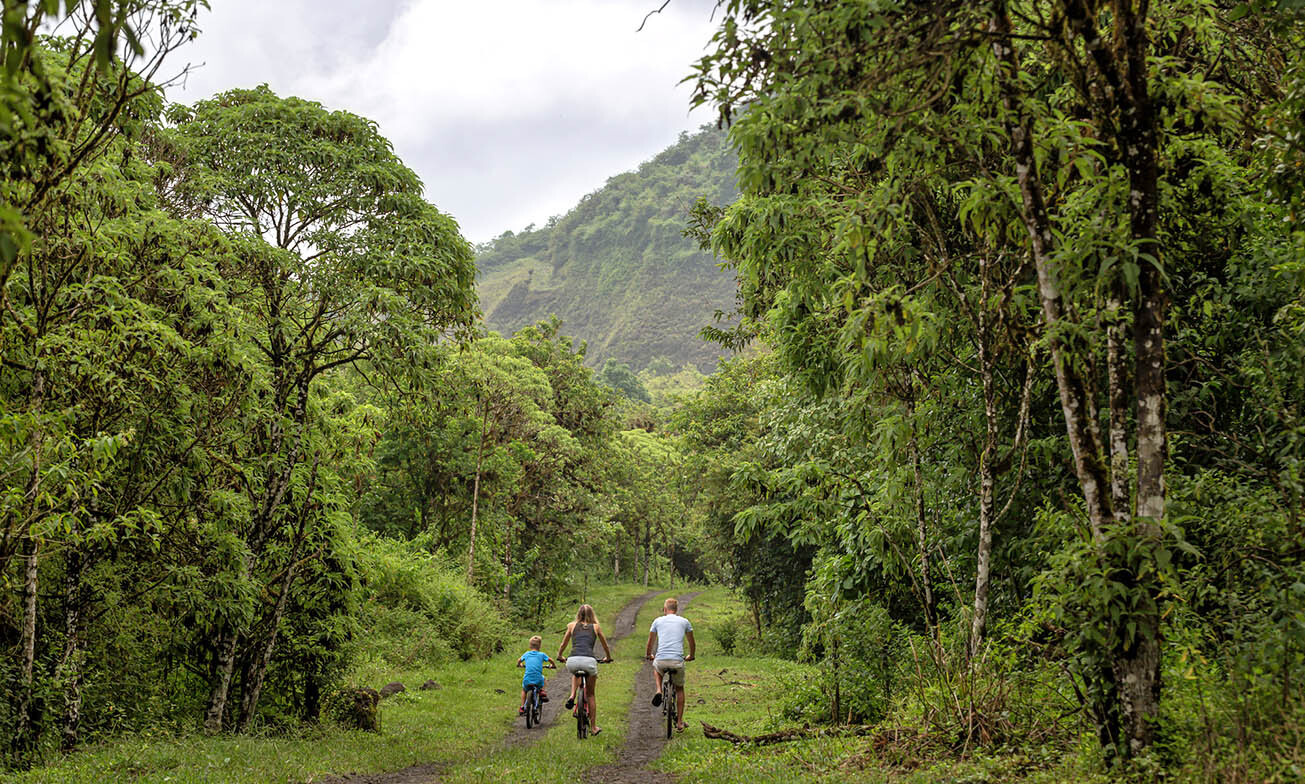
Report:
666,681,675,739
525,686,536,729
576,679,589,740
532,690,542,728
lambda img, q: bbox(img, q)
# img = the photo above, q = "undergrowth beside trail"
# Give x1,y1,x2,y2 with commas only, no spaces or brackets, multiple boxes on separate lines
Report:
6,583,652,784
654,588,1108,784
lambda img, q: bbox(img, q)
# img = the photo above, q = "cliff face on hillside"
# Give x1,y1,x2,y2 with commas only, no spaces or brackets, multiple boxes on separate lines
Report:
476,127,738,373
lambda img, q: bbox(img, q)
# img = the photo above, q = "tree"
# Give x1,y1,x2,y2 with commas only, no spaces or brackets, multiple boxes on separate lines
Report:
160,85,476,732
599,358,652,403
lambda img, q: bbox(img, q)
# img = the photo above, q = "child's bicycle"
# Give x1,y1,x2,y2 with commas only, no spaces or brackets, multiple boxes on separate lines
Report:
523,682,543,729
559,657,611,739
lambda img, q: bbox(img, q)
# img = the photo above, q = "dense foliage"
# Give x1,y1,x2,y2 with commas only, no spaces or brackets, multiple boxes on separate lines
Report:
668,0,1305,777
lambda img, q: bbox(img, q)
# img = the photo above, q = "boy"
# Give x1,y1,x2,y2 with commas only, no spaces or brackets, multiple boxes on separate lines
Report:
517,635,555,715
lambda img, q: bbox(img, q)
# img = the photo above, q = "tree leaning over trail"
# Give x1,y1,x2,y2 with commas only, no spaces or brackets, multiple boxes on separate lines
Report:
159,85,476,732
692,0,1290,762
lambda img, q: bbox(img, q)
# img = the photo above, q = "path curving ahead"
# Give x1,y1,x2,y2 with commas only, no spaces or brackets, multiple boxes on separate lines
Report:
584,592,701,784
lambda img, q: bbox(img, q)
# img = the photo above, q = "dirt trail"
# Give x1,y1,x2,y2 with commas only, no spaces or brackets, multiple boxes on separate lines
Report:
316,590,661,784
584,592,701,784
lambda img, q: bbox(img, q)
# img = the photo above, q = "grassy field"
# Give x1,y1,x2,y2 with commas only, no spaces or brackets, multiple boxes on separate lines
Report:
7,583,653,784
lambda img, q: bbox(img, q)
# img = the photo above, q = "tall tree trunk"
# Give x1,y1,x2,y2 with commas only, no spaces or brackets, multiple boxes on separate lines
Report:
14,537,41,755
204,627,239,733
642,521,650,588
235,570,295,732
988,0,1114,538
467,397,488,583
236,454,318,733
908,404,937,637
503,525,513,602
971,260,998,654
990,0,1128,756
57,549,86,752
1118,0,1165,753
12,367,46,756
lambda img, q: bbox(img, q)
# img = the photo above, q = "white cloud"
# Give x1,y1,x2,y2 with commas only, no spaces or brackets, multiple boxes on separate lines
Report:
170,0,720,241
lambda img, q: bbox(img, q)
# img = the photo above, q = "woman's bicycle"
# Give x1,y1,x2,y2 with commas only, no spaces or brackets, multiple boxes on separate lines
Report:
559,656,611,739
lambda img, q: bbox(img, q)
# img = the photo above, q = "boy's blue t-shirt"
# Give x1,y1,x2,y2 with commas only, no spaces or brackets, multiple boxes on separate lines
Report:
519,650,550,686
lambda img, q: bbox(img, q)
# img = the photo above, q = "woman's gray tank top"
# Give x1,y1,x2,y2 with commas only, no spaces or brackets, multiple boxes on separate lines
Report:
572,623,596,657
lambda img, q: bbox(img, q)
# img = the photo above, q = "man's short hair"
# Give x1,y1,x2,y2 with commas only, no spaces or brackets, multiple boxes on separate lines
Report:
529,635,542,649
664,598,678,612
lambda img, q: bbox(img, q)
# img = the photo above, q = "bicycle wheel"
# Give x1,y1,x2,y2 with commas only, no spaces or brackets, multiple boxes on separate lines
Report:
525,687,535,729
665,678,675,739
532,690,542,728
576,679,589,739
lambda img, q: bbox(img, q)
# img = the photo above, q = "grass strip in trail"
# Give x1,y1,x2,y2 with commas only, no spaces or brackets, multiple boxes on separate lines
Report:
7,584,653,784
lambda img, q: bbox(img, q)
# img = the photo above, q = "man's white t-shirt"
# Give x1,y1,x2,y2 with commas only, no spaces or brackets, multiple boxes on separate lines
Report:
649,614,693,661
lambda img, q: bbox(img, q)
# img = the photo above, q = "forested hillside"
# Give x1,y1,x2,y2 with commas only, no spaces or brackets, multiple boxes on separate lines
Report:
476,127,738,373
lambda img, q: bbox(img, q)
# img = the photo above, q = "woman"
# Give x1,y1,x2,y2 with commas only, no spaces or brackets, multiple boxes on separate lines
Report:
555,603,613,735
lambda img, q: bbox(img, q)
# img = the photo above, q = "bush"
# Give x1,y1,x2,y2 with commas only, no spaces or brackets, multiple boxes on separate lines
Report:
353,535,507,669
710,614,743,655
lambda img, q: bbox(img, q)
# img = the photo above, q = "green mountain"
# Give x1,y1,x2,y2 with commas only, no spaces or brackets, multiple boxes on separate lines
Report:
475,127,738,373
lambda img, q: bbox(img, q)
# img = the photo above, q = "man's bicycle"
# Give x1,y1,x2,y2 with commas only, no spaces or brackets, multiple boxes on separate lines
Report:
559,656,611,739
651,656,693,738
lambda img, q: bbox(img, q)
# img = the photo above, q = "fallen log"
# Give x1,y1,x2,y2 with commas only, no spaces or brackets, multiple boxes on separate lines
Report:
700,722,880,745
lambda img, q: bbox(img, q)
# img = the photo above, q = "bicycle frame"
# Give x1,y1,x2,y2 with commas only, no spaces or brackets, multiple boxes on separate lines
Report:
660,667,678,739
524,683,542,729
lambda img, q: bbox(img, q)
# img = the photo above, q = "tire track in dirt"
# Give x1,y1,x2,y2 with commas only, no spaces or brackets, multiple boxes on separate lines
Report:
584,592,701,784
316,590,661,784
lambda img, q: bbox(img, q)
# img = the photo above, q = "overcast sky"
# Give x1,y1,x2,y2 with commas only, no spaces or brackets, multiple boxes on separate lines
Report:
166,0,721,243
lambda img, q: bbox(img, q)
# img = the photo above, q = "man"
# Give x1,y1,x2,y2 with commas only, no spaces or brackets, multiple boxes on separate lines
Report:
646,596,695,732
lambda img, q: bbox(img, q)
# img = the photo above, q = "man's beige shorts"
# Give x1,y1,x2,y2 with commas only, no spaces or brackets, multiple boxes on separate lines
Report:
654,659,686,686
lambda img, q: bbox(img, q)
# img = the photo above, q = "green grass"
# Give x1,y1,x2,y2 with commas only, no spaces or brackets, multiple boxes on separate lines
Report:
8,583,655,784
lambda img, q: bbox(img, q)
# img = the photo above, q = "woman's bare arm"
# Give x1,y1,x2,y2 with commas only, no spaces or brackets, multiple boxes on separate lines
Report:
596,624,612,659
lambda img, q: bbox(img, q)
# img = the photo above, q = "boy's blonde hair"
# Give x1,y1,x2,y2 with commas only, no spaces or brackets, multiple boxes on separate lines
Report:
575,604,597,625
529,635,542,649
664,598,679,612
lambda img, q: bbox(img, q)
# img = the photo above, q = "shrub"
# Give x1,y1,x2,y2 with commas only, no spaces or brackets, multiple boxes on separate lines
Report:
353,535,507,669
710,613,743,655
